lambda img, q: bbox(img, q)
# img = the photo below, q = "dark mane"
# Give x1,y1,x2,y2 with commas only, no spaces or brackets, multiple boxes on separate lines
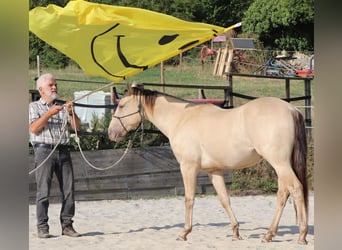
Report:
128,86,191,110
129,87,158,110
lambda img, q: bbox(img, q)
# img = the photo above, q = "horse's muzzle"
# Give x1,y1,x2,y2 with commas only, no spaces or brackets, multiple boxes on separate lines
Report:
108,129,125,142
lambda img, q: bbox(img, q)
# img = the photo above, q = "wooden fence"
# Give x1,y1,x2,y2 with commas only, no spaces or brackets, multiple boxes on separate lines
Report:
28,146,231,204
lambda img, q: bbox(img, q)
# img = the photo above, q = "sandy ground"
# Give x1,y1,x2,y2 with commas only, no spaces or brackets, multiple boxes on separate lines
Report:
29,193,314,249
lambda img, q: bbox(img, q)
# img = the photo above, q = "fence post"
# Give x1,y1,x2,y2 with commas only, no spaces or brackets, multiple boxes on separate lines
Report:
285,78,290,101
36,55,41,89
111,87,118,114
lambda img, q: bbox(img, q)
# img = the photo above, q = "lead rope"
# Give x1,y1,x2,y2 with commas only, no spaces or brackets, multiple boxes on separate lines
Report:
71,107,144,171
70,81,134,170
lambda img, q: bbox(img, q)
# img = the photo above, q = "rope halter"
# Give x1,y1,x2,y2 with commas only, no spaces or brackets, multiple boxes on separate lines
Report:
112,93,145,134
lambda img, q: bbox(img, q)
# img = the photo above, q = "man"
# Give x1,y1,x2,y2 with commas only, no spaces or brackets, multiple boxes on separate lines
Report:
29,73,81,238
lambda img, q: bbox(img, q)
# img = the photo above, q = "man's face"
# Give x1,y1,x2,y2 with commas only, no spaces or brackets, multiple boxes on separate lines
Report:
39,78,58,102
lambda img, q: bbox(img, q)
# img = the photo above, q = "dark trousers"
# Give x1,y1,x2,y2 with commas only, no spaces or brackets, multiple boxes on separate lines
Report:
34,147,75,230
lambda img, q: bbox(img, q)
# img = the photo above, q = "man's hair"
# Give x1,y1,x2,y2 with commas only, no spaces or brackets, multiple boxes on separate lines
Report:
36,73,55,90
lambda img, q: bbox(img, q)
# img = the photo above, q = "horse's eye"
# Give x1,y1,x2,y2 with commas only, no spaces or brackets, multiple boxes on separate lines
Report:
118,105,124,109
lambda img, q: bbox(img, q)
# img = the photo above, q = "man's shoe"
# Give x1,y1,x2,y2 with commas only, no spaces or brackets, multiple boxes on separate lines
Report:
62,225,81,237
38,229,51,238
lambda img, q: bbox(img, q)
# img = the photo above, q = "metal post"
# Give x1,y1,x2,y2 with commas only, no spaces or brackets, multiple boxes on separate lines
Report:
227,74,234,108
160,61,165,93
304,78,312,130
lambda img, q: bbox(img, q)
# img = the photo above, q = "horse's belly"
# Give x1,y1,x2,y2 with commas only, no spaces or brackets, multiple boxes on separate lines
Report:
200,147,263,170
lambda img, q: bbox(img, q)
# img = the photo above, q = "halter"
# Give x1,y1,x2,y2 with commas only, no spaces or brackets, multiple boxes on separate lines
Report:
112,93,145,133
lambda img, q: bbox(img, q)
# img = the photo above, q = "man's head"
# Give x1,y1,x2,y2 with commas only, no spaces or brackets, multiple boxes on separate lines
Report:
36,73,58,103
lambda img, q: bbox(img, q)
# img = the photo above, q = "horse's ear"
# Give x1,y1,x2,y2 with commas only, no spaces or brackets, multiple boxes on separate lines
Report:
126,82,132,95
130,82,144,91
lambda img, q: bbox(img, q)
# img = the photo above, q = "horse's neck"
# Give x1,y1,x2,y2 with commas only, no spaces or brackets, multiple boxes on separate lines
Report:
144,95,188,138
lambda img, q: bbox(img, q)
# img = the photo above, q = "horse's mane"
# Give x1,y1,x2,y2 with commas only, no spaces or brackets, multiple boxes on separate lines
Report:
126,86,192,110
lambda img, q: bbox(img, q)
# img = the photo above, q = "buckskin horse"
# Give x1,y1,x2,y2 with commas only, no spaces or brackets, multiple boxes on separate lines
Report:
108,85,308,244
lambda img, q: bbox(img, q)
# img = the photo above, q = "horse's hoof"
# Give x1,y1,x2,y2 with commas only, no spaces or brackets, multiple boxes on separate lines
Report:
298,239,308,245
176,235,187,241
232,236,243,241
261,237,272,243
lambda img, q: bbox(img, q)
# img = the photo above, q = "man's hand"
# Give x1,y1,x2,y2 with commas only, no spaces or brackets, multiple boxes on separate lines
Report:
64,101,80,130
64,101,74,115
49,104,64,115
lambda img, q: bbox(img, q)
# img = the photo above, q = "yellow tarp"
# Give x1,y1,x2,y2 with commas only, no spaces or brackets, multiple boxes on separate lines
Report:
29,0,241,82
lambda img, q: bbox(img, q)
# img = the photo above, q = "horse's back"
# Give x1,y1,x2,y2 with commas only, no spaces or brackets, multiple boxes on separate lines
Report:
241,97,296,129
185,97,295,136
242,96,294,112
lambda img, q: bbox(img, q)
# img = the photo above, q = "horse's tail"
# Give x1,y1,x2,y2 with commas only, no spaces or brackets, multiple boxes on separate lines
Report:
291,109,308,214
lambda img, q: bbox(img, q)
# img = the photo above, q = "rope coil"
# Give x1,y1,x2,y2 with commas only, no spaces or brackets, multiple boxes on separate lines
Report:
72,105,136,171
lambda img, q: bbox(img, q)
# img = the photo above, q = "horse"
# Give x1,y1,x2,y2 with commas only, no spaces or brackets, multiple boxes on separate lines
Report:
108,85,308,244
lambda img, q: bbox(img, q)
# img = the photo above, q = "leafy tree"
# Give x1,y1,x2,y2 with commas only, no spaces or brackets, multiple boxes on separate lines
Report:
29,0,72,68
29,32,72,68
29,0,67,9
192,0,253,27
242,0,314,51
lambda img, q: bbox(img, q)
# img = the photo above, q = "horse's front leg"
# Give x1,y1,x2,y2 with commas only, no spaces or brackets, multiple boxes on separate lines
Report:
177,163,198,241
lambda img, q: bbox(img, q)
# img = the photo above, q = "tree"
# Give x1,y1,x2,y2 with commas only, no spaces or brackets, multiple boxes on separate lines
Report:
192,0,253,27
29,0,72,68
242,0,314,51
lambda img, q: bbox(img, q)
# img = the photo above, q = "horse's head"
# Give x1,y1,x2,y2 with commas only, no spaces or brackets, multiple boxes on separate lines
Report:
108,85,143,142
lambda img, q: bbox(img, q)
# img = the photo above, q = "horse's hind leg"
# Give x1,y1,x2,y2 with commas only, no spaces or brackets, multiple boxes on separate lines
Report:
208,170,241,240
262,180,290,243
284,172,308,244
263,165,308,244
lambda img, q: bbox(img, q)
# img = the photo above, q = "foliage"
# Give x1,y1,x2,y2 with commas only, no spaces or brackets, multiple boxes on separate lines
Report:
230,161,278,195
29,0,73,68
242,0,314,51
192,0,253,27
70,113,115,151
